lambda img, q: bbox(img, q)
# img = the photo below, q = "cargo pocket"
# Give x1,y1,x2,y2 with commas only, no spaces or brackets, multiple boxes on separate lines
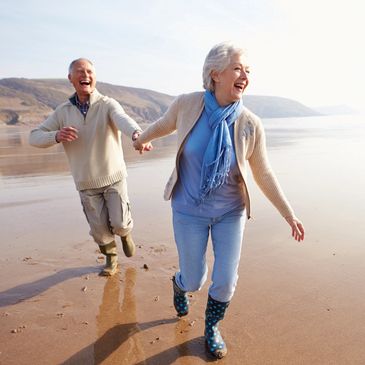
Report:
120,198,133,231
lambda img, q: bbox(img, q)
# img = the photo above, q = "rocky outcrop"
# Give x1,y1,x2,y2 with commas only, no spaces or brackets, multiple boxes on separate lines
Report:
0,110,20,125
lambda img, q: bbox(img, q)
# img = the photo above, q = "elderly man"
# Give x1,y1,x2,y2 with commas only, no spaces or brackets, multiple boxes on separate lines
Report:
29,58,151,276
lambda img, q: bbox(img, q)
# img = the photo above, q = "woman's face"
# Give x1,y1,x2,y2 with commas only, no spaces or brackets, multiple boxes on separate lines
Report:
212,53,250,106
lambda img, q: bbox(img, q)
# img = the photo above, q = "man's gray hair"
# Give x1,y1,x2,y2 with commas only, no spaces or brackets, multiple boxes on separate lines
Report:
68,58,94,74
202,42,247,91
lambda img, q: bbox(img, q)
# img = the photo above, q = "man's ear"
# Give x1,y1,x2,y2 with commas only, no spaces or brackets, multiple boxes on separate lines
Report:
68,74,72,82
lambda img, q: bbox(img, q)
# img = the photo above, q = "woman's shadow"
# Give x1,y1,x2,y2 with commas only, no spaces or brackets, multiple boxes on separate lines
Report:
61,267,213,364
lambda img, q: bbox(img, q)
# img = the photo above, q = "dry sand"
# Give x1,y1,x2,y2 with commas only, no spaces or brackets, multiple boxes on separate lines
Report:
1,115,365,364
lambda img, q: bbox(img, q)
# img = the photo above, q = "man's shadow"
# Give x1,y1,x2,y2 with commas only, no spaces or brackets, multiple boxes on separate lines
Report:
0,266,99,307
62,268,213,364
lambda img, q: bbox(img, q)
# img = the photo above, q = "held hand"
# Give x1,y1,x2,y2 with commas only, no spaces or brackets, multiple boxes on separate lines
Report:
56,126,78,143
143,142,153,152
285,217,305,242
133,137,153,154
132,131,144,154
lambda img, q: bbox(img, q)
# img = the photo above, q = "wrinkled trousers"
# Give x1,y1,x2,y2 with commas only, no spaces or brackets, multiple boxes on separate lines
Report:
79,179,133,245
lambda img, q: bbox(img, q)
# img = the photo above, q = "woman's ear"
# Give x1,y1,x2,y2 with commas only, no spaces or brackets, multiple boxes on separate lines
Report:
211,70,220,83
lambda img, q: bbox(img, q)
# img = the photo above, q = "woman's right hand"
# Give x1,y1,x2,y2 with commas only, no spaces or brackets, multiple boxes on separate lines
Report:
285,216,305,242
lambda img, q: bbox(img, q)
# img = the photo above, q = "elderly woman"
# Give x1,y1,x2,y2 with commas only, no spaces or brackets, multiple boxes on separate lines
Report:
134,42,305,359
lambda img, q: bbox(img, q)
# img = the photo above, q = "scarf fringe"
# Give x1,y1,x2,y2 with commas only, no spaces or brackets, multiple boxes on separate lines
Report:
199,146,231,202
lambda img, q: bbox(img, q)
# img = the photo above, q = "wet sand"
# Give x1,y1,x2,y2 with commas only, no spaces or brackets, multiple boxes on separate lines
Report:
1,115,365,364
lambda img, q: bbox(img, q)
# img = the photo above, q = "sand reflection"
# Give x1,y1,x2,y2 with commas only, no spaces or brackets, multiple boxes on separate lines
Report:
94,268,141,364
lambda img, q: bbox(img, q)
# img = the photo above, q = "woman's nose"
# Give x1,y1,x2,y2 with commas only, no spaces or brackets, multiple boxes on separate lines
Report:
240,70,248,80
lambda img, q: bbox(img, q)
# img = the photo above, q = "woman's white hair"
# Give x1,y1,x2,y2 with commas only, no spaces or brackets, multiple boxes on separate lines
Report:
202,42,247,91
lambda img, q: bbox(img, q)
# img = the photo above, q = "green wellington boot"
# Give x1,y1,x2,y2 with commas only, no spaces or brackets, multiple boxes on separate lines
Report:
121,233,136,257
99,241,118,276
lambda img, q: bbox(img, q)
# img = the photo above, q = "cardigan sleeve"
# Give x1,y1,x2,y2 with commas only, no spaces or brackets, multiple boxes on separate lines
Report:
248,117,295,219
137,96,180,144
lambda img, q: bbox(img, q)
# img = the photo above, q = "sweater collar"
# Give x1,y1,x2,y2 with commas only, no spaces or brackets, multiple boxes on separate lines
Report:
69,89,101,106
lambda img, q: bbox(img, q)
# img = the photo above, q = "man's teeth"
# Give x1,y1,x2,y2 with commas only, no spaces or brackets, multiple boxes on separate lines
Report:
80,81,90,85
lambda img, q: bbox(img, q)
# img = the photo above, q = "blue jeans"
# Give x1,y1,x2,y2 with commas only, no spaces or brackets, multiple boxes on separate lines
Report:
172,208,246,302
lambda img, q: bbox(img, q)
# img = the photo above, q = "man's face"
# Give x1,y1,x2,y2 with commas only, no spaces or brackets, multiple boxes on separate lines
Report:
68,59,96,99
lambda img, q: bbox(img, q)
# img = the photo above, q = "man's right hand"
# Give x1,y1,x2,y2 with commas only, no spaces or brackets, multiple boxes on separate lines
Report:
133,138,153,154
56,126,79,143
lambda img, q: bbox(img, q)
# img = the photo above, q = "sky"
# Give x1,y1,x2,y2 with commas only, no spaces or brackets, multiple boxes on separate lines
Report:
0,0,364,110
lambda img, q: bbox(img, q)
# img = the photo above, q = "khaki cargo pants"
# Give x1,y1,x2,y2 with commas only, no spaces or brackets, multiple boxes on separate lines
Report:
79,179,133,246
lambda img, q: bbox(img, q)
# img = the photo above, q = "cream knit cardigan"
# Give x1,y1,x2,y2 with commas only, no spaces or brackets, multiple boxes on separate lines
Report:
29,90,141,191
138,92,295,220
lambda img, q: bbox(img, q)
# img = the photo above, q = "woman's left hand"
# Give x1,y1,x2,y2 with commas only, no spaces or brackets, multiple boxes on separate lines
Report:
285,217,305,242
133,138,153,154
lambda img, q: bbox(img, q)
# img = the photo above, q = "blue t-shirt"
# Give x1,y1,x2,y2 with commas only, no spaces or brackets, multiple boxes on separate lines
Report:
171,109,245,218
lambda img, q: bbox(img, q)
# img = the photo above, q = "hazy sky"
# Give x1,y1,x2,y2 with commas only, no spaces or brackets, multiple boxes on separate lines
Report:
1,0,364,110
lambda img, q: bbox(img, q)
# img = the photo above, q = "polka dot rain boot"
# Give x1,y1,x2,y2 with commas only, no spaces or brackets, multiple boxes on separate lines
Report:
205,295,230,359
172,275,189,317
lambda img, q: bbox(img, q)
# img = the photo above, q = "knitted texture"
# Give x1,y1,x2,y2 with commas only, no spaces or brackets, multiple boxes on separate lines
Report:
29,90,141,191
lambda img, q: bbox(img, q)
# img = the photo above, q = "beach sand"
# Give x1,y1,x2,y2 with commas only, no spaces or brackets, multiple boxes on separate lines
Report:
1,115,365,364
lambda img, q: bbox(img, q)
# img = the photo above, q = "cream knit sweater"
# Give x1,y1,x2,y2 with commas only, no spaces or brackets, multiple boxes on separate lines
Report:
29,89,141,191
137,92,295,220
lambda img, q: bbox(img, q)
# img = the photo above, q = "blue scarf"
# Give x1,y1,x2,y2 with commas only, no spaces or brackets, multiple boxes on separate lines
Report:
199,91,243,203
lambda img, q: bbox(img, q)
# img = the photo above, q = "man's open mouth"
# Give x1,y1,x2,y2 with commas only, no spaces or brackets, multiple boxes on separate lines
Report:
80,80,91,86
